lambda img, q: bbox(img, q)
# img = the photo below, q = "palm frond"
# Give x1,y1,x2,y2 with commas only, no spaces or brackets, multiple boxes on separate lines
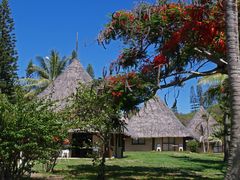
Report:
26,59,34,77
24,49,71,96
198,73,228,86
24,78,50,89
28,65,49,79
35,56,50,75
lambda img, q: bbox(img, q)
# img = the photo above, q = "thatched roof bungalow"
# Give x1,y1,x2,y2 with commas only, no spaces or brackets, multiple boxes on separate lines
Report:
37,59,124,158
186,107,222,152
38,59,92,110
186,106,218,142
124,97,192,151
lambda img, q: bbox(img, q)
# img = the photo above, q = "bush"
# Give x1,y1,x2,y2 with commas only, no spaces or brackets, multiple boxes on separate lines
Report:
187,140,199,152
0,92,67,179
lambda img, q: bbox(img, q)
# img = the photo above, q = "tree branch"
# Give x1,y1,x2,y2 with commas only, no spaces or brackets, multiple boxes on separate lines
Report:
194,47,227,66
159,67,223,89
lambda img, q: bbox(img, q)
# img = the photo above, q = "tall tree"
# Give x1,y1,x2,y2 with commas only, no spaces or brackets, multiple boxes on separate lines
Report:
198,73,230,161
190,86,199,112
24,50,70,97
70,83,123,179
98,0,227,111
225,0,240,178
97,1,240,177
197,85,204,107
0,0,18,97
86,64,95,79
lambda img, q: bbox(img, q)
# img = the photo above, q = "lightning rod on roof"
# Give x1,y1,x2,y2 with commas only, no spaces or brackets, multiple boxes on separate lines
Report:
76,32,79,59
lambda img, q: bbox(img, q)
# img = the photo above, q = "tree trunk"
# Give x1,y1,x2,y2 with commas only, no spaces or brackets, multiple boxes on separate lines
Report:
97,139,108,180
202,140,206,153
225,0,240,179
206,117,210,153
224,113,230,162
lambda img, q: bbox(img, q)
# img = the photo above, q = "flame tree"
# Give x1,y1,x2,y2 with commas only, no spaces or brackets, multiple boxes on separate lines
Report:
99,0,240,178
98,0,226,111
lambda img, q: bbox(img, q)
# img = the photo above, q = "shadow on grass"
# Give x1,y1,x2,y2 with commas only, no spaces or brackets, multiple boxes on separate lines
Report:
170,155,226,173
40,153,226,179
52,163,224,180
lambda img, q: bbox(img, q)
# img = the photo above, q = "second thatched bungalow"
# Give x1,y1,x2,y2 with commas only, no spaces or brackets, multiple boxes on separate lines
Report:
186,107,222,153
124,97,192,151
38,59,123,158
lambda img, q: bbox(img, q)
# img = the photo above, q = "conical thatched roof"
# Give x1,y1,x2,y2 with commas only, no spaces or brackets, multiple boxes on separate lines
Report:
125,97,192,138
38,59,92,109
186,107,218,141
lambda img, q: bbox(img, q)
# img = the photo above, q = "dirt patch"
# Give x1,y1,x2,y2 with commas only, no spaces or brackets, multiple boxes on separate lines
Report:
31,173,64,180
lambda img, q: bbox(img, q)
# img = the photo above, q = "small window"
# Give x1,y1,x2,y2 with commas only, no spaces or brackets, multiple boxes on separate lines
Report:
169,137,174,144
132,138,145,145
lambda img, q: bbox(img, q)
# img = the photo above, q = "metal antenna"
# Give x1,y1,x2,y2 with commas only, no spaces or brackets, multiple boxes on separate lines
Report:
76,32,79,59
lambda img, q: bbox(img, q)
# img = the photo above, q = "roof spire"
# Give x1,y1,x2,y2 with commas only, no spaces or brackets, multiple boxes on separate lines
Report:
76,32,79,58
71,32,79,62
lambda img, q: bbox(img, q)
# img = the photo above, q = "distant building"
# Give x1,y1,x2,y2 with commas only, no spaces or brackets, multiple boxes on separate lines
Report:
186,107,222,153
124,97,192,151
38,59,221,156
38,59,123,158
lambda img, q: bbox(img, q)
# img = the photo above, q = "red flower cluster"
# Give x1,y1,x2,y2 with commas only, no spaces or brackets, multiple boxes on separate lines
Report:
163,31,182,51
141,65,153,73
162,2,226,54
63,138,70,145
107,72,137,98
153,54,167,67
108,72,136,86
111,91,123,97
53,136,60,142
113,11,135,24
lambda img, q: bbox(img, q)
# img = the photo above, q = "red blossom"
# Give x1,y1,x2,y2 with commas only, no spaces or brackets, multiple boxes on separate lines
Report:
112,91,123,97
53,136,60,142
153,54,167,67
128,14,135,22
120,20,126,26
63,138,70,145
114,12,121,18
141,65,152,73
143,14,149,21
215,38,226,52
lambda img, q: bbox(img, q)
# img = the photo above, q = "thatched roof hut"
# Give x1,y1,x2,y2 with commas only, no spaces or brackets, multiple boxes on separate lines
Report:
125,97,192,138
186,107,218,142
38,59,92,109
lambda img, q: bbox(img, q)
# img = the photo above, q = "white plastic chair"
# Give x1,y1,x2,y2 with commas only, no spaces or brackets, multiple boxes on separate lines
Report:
61,149,70,158
179,144,183,151
156,144,162,152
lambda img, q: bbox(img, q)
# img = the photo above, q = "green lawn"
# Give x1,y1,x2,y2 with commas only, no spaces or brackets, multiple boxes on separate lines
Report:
33,151,225,179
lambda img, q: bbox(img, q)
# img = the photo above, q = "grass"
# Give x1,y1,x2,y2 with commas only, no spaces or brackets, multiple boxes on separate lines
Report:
32,151,225,179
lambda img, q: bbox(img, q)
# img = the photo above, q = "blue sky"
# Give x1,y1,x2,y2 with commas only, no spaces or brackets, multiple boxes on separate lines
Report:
10,0,200,113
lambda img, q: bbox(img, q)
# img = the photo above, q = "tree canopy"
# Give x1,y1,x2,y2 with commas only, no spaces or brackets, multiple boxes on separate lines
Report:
98,0,226,111
0,91,67,179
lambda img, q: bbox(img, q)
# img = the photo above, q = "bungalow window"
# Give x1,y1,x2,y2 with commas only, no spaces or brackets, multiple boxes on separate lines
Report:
168,137,175,151
132,138,145,145
213,142,222,153
163,137,176,151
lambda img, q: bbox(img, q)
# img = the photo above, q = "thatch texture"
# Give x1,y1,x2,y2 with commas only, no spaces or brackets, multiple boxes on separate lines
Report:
38,59,92,109
186,107,218,141
125,97,192,138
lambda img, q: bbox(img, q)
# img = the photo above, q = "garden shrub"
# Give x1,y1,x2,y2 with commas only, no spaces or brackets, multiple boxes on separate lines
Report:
187,140,199,152
0,92,66,179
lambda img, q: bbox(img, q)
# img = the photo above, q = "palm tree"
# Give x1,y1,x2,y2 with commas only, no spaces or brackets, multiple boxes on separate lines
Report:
23,50,70,97
225,0,240,178
198,73,230,162
198,73,228,104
